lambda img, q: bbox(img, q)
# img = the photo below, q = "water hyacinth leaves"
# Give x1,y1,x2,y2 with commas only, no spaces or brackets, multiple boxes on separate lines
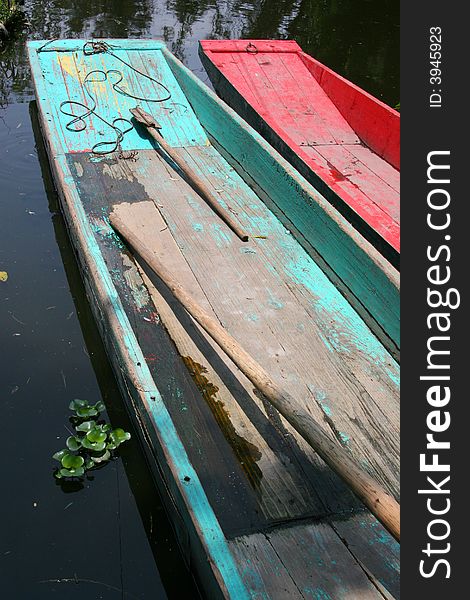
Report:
69,398,105,419
107,428,131,450
53,399,131,480
66,436,81,451
53,451,85,478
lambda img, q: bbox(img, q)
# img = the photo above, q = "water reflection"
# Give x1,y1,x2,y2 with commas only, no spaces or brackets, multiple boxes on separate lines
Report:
1,0,398,109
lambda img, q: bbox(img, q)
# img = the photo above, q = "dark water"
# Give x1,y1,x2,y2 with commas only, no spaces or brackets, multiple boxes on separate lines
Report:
0,1,398,598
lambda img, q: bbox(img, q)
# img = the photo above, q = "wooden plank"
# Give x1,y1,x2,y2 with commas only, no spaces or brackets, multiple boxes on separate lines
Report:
275,52,359,144
128,147,399,501
111,200,332,522
251,52,337,146
33,45,207,155
297,144,400,243
343,144,400,193
229,533,304,598
235,51,312,147
168,47,400,348
125,50,208,148
260,522,385,599
332,514,400,599
314,144,400,222
200,40,301,54
69,154,276,538
198,41,400,261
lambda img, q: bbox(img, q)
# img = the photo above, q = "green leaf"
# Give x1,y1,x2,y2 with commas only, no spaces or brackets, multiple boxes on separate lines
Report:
66,436,81,451
85,458,95,470
52,449,67,461
81,438,106,452
91,450,111,464
59,466,85,478
61,453,84,470
86,428,107,444
69,398,88,411
76,406,98,418
109,428,131,447
75,420,95,433
94,401,105,413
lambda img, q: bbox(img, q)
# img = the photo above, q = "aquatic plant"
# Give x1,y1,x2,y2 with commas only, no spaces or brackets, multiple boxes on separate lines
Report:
53,399,131,479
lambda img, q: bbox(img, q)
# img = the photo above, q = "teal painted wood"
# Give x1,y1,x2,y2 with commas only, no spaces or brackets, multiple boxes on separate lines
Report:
28,39,400,598
28,40,208,153
27,40,250,600
163,47,400,354
153,144,399,391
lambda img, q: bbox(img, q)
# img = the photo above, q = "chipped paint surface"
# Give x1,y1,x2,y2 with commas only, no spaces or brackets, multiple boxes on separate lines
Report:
121,254,151,310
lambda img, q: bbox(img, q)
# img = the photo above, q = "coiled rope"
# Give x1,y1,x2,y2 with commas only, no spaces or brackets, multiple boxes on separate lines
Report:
38,40,172,156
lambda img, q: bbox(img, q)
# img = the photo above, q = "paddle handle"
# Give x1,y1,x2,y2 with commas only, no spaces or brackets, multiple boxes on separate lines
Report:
142,126,248,242
110,211,400,541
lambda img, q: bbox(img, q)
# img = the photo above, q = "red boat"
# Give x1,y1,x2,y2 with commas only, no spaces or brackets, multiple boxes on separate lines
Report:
199,40,400,267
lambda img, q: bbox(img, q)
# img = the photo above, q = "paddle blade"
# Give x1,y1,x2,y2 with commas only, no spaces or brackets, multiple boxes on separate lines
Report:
130,106,162,130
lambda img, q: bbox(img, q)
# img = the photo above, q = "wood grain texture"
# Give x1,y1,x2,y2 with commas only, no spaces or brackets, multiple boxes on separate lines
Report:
332,513,400,599
111,200,334,523
199,40,400,263
230,521,390,599
170,47,401,350
125,147,400,503
111,200,400,539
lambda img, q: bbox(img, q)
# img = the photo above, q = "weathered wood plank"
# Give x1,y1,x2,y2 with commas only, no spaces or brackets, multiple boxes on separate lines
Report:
314,144,400,222
231,522,388,599
276,52,359,144
229,533,304,598
68,154,271,538
112,200,332,522
32,44,207,154
128,147,399,501
198,41,400,263
332,514,400,599
343,143,400,193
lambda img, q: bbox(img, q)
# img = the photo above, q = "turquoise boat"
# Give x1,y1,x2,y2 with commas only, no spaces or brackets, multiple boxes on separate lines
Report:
28,39,399,599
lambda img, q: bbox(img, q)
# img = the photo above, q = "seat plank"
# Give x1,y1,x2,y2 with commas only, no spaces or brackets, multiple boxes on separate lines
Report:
230,522,387,599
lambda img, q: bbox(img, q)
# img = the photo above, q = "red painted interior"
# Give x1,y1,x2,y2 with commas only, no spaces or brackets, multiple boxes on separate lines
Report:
200,40,400,256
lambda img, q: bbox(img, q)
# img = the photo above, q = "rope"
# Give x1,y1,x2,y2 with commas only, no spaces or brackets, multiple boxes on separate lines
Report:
38,40,172,156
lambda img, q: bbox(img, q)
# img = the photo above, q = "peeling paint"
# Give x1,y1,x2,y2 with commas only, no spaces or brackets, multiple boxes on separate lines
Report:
121,254,150,309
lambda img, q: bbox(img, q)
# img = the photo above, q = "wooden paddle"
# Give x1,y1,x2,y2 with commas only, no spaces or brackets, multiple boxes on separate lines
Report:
130,106,249,242
110,209,400,542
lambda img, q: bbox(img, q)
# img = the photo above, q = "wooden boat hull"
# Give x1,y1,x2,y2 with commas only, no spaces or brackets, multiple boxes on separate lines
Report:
199,40,400,267
28,39,399,598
